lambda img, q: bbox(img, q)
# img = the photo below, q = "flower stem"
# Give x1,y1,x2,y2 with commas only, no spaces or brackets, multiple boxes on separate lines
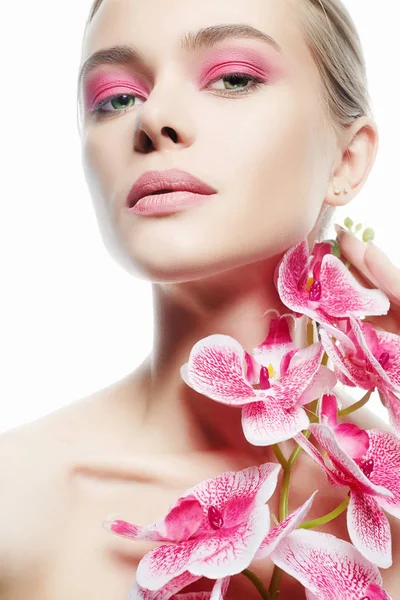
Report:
242,568,272,600
272,444,288,470
338,390,373,417
297,496,350,530
268,565,283,596
279,466,291,521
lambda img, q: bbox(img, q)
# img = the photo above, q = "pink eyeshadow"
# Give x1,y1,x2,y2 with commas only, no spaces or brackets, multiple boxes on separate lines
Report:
83,72,148,110
197,46,290,86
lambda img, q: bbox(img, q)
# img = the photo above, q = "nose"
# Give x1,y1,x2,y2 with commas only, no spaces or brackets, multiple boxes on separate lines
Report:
133,81,195,154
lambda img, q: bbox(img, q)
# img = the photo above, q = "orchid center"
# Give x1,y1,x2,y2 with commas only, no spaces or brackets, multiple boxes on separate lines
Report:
208,505,224,530
259,363,276,390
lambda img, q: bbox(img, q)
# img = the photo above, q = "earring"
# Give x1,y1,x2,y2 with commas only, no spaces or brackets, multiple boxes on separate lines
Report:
333,184,350,196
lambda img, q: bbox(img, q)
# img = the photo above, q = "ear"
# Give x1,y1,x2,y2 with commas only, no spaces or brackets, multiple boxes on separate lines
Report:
325,116,379,207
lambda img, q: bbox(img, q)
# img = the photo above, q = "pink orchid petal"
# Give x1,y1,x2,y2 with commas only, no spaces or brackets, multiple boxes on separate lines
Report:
136,541,201,590
129,572,201,600
347,490,392,568
276,239,310,313
298,366,337,407
319,254,390,318
244,351,261,385
255,490,318,559
334,423,370,459
269,529,385,599
279,348,299,378
210,577,231,600
293,432,344,488
164,496,205,541
363,429,400,519
318,318,358,352
319,393,338,427
274,343,324,407
252,317,295,374
319,328,375,390
311,242,333,273
187,504,271,579
173,575,231,599
103,517,167,542
180,335,258,407
363,583,393,599
350,318,400,393
186,462,280,528
378,388,400,436
309,424,394,498
305,591,319,600
242,399,309,446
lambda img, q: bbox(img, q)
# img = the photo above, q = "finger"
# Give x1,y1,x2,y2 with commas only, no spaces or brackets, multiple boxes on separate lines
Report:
364,242,400,307
334,227,381,289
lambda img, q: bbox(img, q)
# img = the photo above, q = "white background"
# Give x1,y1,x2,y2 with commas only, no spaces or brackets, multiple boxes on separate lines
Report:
1,1,399,433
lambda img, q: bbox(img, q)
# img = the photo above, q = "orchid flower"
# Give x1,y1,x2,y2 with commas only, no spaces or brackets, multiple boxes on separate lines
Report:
129,574,230,600
294,393,400,568
269,529,393,599
104,462,280,597
275,239,390,347
320,317,400,435
180,315,336,446
103,461,318,600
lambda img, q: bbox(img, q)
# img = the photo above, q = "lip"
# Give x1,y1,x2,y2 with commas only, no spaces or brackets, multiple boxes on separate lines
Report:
126,168,218,209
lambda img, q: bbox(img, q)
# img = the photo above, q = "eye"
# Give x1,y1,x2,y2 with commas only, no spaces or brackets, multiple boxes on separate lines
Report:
89,71,267,118
90,93,145,117
207,72,267,96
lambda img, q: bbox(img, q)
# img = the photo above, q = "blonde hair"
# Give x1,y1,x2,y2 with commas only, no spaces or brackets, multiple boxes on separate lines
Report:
81,0,373,240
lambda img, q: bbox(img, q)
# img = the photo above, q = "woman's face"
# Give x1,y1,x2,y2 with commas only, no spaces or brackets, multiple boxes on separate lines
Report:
79,0,337,282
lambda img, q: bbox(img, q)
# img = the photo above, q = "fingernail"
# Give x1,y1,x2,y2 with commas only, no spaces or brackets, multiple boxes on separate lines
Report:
334,224,347,237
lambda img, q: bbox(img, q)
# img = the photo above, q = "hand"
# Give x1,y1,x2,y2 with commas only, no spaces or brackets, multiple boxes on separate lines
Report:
334,224,400,336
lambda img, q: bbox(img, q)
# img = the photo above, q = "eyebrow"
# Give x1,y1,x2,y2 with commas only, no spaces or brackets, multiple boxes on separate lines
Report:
78,23,283,89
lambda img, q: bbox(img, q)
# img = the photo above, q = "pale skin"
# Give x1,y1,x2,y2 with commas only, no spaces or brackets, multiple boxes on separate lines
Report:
1,0,399,597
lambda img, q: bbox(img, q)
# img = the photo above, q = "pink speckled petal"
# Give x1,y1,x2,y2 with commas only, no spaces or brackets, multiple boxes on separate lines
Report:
309,424,393,498
171,579,232,600
276,239,310,314
103,517,167,542
319,328,374,390
298,367,337,407
180,335,258,407
292,432,344,488
136,541,201,590
255,490,318,559
319,393,339,427
164,497,205,541
252,317,295,374
186,462,281,527
129,571,201,600
269,529,384,599
210,577,231,600
347,490,392,568
334,423,370,459
362,583,393,599
350,319,400,393
319,254,390,318
305,591,319,600
187,504,271,579
242,399,309,446
364,429,400,519
378,388,400,436
274,343,324,407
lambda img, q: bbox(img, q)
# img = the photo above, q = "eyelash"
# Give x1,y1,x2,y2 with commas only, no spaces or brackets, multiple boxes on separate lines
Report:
90,72,267,118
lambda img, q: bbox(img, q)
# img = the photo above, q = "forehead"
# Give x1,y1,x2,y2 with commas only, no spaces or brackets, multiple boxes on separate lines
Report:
81,0,319,82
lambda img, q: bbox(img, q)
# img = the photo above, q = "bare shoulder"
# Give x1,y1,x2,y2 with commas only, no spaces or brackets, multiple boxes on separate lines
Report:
0,369,141,583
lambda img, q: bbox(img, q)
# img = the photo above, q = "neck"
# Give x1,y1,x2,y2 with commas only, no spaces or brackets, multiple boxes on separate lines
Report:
139,248,310,460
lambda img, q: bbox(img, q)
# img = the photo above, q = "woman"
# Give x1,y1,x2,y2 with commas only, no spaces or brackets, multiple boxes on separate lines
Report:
1,0,399,598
